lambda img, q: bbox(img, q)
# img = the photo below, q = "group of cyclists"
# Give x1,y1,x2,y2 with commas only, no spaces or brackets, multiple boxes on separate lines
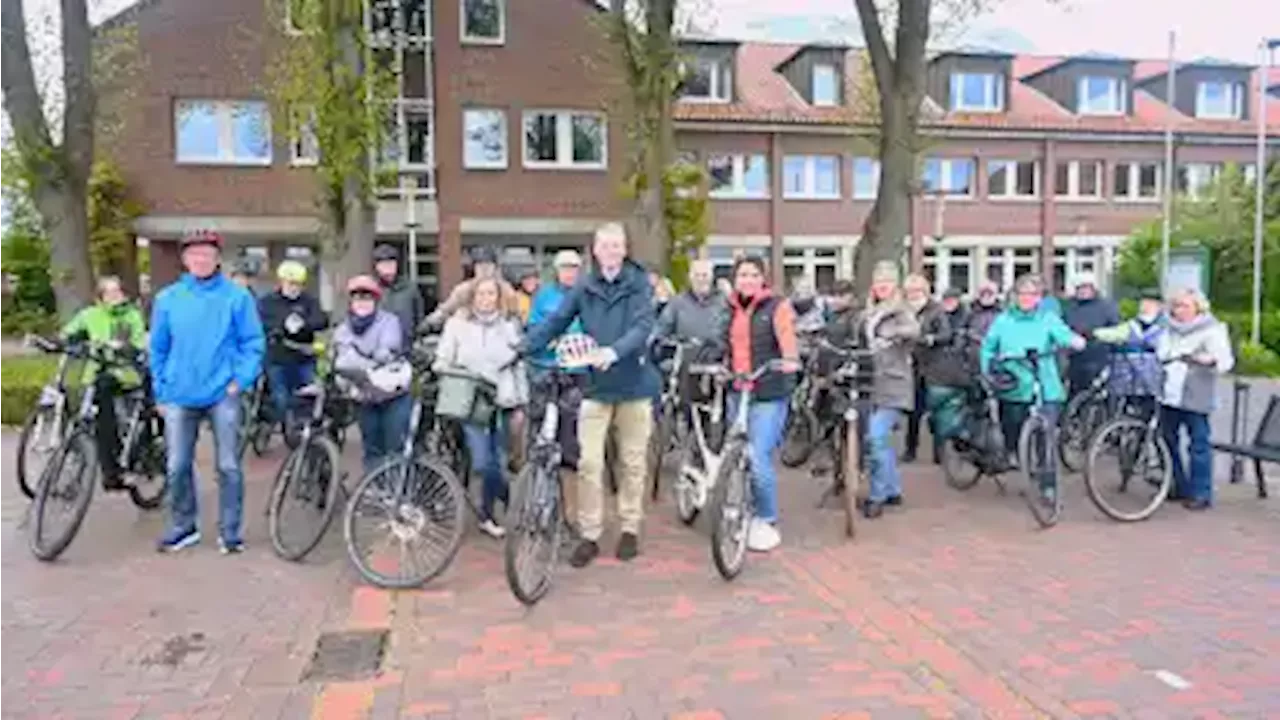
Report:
40,219,1237,570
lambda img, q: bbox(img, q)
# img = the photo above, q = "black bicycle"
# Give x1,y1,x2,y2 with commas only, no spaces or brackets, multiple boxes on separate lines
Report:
17,334,77,499
649,338,696,502
28,339,168,561
779,332,823,468
814,340,875,539
995,350,1063,528
1058,364,1113,473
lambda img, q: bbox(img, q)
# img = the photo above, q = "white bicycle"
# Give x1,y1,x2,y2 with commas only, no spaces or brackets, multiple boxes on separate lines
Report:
672,362,730,525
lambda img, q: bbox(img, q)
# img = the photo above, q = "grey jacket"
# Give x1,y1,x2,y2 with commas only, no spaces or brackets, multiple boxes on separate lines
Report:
859,299,921,411
332,311,406,401
433,311,529,409
379,276,423,349
1156,313,1234,415
656,290,727,344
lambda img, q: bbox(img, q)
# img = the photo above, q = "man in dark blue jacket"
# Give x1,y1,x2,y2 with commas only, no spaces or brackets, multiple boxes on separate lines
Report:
523,223,657,567
150,230,265,554
1063,273,1120,397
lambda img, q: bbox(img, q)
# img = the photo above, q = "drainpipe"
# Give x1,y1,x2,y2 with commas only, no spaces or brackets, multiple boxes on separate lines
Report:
1040,138,1058,291
769,131,785,289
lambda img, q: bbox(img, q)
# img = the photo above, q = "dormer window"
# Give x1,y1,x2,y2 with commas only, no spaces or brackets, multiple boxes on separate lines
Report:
812,63,838,107
1195,80,1244,119
1077,76,1126,115
950,72,1004,112
681,56,733,102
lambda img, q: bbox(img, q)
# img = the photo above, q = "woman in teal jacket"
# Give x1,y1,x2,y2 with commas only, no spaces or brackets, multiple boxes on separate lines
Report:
980,274,1084,497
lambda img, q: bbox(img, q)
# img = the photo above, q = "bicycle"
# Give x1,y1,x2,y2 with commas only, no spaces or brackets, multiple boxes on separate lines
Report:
28,340,168,561
938,374,1016,494
779,333,822,468
266,348,356,561
341,350,467,589
670,360,729,526
1058,364,1113,473
648,338,690,502
16,334,77,499
814,340,875,539
710,358,791,581
238,373,273,458
995,350,1063,528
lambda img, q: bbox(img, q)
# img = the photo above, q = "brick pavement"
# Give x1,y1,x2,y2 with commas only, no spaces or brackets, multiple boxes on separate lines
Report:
2,430,1278,720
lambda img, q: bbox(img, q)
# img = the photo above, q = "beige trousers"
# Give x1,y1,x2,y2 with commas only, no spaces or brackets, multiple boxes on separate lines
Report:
576,399,652,541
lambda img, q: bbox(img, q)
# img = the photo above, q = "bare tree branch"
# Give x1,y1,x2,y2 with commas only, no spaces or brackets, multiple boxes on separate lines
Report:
852,0,893,99
2,0,55,155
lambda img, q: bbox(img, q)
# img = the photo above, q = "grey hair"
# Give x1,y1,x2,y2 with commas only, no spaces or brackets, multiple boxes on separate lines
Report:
1013,273,1044,294
1169,287,1210,314
593,221,627,247
97,275,123,294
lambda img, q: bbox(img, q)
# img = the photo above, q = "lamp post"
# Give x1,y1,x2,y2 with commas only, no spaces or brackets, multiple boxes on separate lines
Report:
1252,38,1280,345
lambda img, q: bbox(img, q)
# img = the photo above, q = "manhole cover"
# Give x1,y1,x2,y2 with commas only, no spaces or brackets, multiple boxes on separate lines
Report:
301,629,388,682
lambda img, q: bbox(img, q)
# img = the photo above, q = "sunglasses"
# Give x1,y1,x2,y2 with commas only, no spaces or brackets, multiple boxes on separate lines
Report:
349,290,378,301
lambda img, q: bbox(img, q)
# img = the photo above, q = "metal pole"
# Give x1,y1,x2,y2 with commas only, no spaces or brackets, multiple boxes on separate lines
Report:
1252,40,1272,345
1160,30,1177,296
406,184,419,285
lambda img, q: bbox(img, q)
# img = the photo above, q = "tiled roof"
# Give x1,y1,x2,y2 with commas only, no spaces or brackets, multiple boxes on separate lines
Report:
673,42,1280,136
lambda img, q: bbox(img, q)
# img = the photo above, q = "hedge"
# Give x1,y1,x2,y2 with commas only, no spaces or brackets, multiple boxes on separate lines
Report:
1,355,81,425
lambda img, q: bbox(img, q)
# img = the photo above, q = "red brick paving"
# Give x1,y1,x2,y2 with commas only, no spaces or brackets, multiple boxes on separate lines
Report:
2,431,1278,719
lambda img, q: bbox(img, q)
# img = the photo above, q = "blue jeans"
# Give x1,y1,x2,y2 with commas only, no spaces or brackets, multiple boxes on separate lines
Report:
358,394,413,474
462,413,510,521
266,359,315,424
867,407,902,503
1161,406,1212,503
728,397,788,523
164,394,243,543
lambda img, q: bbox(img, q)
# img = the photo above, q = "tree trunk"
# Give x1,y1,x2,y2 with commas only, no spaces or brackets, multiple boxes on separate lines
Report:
854,92,914,297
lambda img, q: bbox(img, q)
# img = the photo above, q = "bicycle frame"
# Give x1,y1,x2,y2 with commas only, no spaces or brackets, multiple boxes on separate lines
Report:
676,365,728,498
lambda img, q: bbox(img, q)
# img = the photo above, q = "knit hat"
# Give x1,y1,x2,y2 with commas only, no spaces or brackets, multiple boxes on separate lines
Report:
871,260,900,284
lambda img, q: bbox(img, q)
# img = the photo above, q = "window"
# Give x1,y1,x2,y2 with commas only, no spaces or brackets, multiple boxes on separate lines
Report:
680,56,733,102
290,109,318,166
174,100,271,166
949,72,1004,112
922,157,975,196
1113,161,1161,200
369,0,428,38
783,155,840,199
1054,160,1102,199
707,154,769,198
1178,162,1221,198
852,157,880,199
522,111,606,169
1195,80,1245,119
987,159,1039,198
462,108,507,169
461,0,503,44
947,248,972,296
1077,76,1126,115
812,63,838,107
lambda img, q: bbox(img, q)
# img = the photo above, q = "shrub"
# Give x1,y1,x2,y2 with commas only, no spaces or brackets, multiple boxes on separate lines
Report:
1236,341,1280,379
0,355,82,426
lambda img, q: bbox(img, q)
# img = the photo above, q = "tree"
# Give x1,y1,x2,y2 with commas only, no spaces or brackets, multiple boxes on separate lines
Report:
266,0,396,294
2,0,97,318
87,160,145,294
2,164,57,333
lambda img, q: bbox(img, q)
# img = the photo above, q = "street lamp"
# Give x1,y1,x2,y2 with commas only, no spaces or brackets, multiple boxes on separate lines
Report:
1253,37,1280,345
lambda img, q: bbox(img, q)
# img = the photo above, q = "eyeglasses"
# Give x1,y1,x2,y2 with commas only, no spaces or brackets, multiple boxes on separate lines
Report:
349,291,378,301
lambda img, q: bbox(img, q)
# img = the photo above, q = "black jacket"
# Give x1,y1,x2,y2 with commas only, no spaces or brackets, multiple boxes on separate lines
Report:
258,290,328,363
1064,296,1121,381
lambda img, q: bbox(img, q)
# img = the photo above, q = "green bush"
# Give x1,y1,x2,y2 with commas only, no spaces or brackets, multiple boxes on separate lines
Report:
1236,341,1280,378
0,355,81,426
1217,311,1280,357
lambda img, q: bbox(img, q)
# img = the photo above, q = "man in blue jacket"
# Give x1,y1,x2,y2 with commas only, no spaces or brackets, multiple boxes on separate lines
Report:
523,223,657,567
150,230,265,554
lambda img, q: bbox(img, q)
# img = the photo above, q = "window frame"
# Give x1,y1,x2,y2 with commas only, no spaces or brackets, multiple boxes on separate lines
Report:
1113,161,1162,202
707,153,770,199
949,72,1004,112
851,156,880,199
782,154,841,200
679,56,733,103
811,63,838,107
462,107,509,170
1054,160,1103,200
289,107,319,167
1076,75,1126,115
173,99,273,167
1178,162,1221,198
921,157,976,198
460,0,505,46
986,159,1040,199
1195,80,1244,120
520,109,608,171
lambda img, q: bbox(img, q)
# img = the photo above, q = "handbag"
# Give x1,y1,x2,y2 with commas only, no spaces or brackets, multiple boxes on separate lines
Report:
434,371,497,427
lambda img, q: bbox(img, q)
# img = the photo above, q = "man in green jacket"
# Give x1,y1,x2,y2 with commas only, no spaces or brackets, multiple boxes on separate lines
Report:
62,275,148,490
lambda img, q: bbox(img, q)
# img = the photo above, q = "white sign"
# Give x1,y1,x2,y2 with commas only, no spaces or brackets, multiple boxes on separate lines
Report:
1164,254,1205,296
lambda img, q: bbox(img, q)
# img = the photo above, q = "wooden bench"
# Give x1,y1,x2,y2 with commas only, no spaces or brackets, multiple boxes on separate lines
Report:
1212,394,1279,499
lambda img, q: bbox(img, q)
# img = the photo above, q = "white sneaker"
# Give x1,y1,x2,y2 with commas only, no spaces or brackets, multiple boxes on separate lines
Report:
479,519,506,539
746,518,781,552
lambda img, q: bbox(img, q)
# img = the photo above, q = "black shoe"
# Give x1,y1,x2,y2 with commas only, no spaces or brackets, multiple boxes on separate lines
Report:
862,501,884,519
102,474,126,491
1182,498,1211,511
902,451,918,464
885,495,903,507
616,532,639,562
569,539,599,568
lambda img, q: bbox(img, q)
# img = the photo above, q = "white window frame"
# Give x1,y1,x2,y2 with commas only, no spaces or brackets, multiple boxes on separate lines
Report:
986,159,1039,199
1076,76,1126,115
521,110,607,171
679,56,733,103
174,99,272,167
1180,162,1220,198
922,157,975,198
1054,160,1102,200
460,0,505,46
462,108,508,170
782,155,840,199
289,108,319,167
949,72,1004,112
812,63,838,107
707,154,770,199
1195,80,1244,120
852,156,880,199
1114,161,1162,202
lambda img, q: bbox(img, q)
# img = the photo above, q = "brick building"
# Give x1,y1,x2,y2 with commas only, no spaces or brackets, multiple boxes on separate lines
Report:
105,0,1280,304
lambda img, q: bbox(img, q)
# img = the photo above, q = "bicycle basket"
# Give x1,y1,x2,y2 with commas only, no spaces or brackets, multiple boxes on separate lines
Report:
434,370,497,427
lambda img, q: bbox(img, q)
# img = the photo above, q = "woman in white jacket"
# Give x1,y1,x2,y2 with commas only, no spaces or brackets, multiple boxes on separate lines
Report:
434,277,529,537
1156,288,1234,511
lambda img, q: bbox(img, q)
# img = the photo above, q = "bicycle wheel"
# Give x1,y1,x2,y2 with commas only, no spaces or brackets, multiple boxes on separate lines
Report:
344,454,465,588
269,434,342,561
1018,414,1062,528
648,400,675,502
1084,418,1172,522
17,405,61,499
1059,393,1106,473
504,463,563,606
29,430,97,562
940,437,983,491
672,430,701,526
779,409,814,468
710,440,750,580
127,423,168,510
837,419,861,539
